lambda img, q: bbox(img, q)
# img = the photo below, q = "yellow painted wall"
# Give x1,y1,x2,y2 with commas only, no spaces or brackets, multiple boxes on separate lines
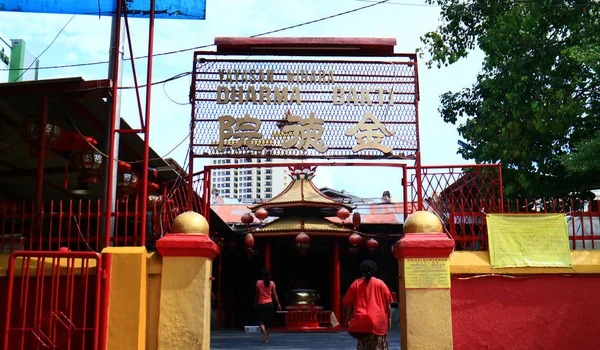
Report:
398,259,453,350
102,247,148,350
0,253,98,277
450,250,600,274
157,256,213,350
146,251,162,350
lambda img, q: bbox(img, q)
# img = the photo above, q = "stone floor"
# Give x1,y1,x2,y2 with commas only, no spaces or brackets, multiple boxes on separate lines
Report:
211,330,401,350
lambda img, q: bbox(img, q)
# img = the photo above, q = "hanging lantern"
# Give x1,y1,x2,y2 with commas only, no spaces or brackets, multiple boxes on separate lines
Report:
336,208,350,221
117,171,138,200
147,194,165,209
295,232,310,249
244,233,255,249
255,208,269,221
352,212,361,227
19,121,62,146
70,149,103,184
366,238,379,250
348,233,363,246
241,213,254,225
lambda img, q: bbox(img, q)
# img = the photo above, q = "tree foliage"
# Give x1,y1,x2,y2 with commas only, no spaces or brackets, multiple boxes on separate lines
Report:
420,0,600,197
563,131,600,173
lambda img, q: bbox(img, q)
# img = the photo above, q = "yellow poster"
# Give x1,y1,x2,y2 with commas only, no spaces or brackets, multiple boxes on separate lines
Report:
404,258,450,289
487,214,572,268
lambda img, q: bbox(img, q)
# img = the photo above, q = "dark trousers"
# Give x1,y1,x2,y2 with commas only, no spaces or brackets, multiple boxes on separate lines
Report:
257,302,274,329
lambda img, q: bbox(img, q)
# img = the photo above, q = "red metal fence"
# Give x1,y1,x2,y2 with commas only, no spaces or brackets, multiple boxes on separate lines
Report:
2,164,600,252
447,198,600,251
1,251,107,350
0,195,185,253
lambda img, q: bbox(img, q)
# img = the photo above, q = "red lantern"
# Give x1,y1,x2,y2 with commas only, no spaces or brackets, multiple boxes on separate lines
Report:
241,213,254,225
348,233,363,246
244,233,255,249
352,212,361,227
117,171,138,200
71,149,103,184
336,208,350,220
147,194,164,209
255,208,269,221
295,232,310,249
366,238,379,250
19,121,62,146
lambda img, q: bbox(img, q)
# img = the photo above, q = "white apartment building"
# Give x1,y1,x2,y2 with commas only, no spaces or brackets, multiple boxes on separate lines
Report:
210,158,290,201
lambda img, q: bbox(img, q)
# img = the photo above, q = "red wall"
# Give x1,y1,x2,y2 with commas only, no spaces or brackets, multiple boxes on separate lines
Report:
452,275,600,349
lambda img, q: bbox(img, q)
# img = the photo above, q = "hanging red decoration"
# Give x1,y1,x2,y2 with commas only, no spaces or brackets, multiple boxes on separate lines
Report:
366,238,379,250
348,233,363,246
118,161,132,172
141,181,160,194
255,208,269,221
50,131,97,152
19,121,62,157
352,212,361,227
19,121,62,146
244,233,255,249
241,213,254,225
336,208,350,220
147,194,166,209
70,149,103,184
117,171,138,200
295,232,310,249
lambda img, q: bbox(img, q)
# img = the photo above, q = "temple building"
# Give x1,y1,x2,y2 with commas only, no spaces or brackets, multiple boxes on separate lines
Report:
212,166,403,330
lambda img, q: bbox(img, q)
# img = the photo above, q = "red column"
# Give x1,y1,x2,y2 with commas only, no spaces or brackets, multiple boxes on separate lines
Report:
332,240,341,324
265,240,271,270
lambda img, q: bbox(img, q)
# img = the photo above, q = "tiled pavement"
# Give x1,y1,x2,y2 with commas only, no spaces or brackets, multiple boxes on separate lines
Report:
211,330,401,350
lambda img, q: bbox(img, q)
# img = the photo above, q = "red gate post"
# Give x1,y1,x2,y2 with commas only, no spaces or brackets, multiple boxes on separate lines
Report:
155,211,219,350
392,211,455,349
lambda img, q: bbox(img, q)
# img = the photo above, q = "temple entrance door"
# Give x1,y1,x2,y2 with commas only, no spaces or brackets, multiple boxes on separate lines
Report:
271,237,333,313
219,248,264,329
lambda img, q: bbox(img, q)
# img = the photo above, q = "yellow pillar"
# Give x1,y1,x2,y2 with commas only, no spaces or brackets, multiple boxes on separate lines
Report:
393,211,455,350
101,246,148,350
155,211,219,350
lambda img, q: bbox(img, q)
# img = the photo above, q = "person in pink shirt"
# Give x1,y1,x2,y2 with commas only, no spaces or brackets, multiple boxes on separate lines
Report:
343,260,393,350
255,268,281,343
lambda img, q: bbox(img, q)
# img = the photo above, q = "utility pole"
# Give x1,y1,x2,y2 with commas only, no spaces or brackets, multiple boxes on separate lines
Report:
101,8,125,248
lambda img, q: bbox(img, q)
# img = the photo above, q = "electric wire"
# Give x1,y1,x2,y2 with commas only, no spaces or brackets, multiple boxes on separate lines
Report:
0,0,390,72
10,15,76,81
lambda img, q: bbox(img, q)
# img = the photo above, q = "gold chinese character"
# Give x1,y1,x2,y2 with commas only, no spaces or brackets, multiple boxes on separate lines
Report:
218,114,264,151
345,111,395,153
281,112,328,153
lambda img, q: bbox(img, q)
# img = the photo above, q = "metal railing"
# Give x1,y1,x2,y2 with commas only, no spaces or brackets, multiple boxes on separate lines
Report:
2,251,107,350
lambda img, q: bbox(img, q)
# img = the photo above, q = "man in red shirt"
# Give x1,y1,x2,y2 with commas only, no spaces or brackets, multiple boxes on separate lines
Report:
343,260,393,350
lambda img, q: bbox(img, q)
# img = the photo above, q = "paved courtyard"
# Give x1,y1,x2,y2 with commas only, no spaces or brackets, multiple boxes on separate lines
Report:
211,330,401,350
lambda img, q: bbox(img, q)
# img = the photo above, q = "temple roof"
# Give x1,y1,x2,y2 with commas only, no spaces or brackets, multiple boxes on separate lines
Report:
249,166,354,211
252,216,354,236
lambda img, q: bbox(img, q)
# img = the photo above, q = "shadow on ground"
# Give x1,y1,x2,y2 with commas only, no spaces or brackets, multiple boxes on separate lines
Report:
211,330,401,350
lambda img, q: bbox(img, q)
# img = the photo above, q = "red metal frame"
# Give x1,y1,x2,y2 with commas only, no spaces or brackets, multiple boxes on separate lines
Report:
3,251,103,350
104,0,156,248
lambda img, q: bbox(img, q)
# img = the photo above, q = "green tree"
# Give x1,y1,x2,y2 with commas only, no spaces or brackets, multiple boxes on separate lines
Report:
563,131,600,174
420,0,600,198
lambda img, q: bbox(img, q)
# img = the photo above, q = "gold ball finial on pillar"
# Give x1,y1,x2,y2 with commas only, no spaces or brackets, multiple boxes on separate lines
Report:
403,211,443,234
170,211,209,235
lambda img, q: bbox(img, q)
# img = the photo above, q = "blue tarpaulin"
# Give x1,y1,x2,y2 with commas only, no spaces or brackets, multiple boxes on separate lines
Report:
0,0,206,19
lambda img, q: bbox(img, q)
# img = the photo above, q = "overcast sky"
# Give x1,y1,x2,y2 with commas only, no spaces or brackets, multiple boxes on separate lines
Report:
0,0,484,199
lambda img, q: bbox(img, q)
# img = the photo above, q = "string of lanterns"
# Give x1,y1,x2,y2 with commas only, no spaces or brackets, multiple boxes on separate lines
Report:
239,206,382,255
